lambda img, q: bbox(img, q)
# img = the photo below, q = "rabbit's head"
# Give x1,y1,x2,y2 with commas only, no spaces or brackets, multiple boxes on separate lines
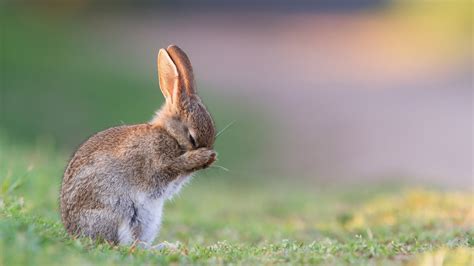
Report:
152,45,216,150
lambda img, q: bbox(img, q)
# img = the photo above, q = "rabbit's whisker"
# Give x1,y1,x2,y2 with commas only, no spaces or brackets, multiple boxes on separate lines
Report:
210,165,230,172
216,120,235,138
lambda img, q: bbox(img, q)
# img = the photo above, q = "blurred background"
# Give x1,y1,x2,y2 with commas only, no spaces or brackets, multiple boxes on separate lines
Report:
1,1,472,187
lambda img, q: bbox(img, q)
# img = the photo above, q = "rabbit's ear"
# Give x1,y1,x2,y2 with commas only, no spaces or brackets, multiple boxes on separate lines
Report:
157,48,181,104
166,45,196,96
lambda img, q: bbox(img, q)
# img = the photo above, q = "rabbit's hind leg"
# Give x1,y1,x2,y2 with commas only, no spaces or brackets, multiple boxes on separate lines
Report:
78,209,123,245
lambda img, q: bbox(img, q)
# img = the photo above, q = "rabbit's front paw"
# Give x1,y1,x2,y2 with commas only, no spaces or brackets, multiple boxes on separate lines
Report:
187,148,216,170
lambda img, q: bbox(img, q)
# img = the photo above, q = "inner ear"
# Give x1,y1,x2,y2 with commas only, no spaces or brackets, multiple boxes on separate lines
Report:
157,49,180,104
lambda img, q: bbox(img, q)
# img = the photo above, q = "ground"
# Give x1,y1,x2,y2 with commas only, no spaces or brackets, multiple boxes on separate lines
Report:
0,138,472,265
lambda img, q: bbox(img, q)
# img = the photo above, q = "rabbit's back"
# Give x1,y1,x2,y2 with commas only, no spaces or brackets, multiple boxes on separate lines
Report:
62,124,161,185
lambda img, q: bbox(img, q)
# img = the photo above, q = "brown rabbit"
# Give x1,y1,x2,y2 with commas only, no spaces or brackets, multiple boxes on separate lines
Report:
60,45,216,247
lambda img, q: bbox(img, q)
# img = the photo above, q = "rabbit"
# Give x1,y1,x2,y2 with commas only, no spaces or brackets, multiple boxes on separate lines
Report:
60,45,217,248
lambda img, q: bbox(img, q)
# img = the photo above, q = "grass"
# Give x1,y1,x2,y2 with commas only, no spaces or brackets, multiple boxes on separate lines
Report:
0,137,473,265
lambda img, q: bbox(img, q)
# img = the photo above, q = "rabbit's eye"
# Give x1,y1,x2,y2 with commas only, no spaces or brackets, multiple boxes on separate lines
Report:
189,132,197,148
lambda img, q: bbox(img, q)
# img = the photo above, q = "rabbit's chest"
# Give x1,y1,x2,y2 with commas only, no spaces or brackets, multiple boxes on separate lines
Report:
163,174,192,200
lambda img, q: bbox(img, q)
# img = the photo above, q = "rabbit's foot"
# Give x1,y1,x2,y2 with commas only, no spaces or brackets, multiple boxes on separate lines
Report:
151,241,180,251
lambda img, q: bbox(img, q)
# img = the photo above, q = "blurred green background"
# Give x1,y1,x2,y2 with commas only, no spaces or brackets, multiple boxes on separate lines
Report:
1,1,472,186
1,9,270,177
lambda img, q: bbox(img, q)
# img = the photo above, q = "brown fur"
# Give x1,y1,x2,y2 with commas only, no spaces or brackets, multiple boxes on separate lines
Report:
60,45,216,246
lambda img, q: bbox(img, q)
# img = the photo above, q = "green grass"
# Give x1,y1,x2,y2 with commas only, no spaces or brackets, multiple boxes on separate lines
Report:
0,137,472,265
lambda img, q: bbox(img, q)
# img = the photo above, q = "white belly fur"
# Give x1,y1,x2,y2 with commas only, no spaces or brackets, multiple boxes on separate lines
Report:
119,175,192,245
